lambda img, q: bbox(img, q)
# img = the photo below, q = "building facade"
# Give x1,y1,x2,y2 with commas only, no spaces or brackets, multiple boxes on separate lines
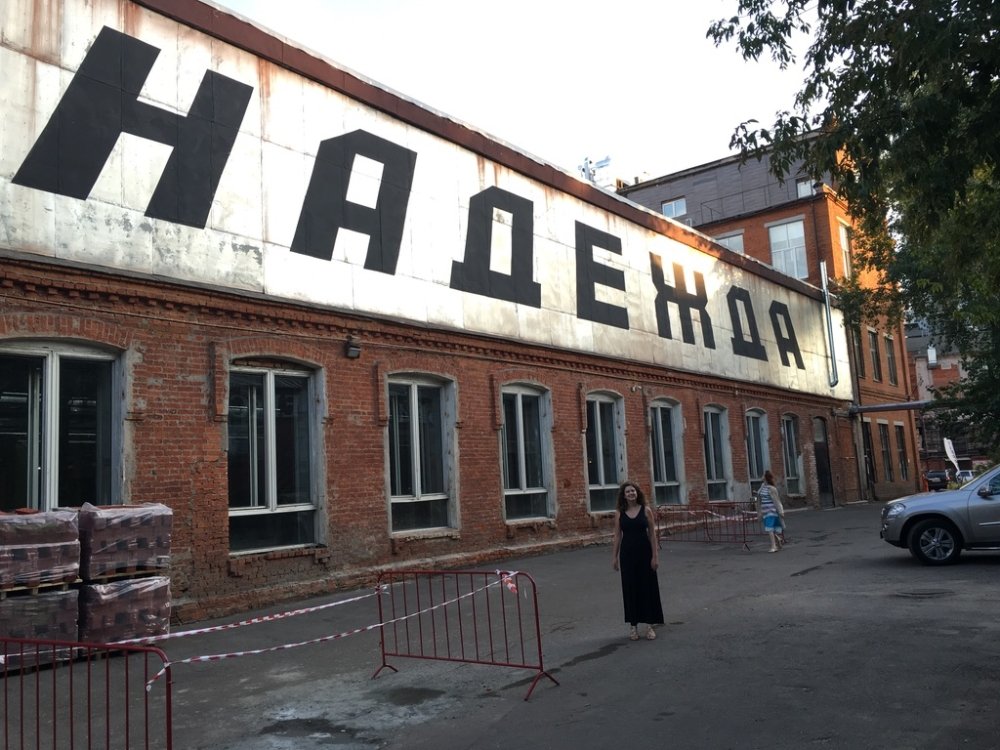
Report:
905,321,991,477
621,151,922,504
2,0,854,619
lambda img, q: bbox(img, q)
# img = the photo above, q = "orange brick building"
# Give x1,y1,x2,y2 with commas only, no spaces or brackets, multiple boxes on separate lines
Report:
622,154,922,504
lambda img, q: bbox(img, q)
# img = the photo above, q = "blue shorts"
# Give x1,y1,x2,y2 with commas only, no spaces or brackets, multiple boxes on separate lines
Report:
763,515,783,532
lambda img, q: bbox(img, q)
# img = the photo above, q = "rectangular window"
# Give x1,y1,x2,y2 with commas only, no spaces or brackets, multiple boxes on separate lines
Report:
0,351,115,511
879,422,894,482
862,420,877,485
228,369,315,551
885,336,898,386
782,415,802,495
703,408,729,501
501,390,548,519
745,411,767,496
715,233,744,254
389,381,450,531
586,397,622,511
768,220,808,279
868,330,882,382
661,197,687,219
853,327,865,378
838,223,853,278
650,403,681,505
895,424,910,481
796,178,814,198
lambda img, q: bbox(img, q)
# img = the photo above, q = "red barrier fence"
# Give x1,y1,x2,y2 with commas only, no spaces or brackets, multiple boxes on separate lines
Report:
656,502,761,548
1,636,172,750
372,569,558,700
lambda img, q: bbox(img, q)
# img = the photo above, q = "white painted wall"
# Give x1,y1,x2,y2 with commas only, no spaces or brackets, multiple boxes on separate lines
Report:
0,0,853,401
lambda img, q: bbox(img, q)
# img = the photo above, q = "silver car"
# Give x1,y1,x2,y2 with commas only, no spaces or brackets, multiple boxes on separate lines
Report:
881,464,1000,564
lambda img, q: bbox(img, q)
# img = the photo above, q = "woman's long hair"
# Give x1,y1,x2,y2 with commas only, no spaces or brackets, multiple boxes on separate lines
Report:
615,481,647,513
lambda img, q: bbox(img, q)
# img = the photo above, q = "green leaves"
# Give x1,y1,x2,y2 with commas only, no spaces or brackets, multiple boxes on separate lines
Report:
712,0,1000,452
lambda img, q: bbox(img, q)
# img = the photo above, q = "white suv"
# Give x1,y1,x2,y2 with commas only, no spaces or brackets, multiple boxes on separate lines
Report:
881,464,1000,564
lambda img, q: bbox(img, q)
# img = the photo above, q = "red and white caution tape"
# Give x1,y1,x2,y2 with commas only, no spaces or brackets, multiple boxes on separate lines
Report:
113,586,386,647
144,573,517,691
498,570,518,594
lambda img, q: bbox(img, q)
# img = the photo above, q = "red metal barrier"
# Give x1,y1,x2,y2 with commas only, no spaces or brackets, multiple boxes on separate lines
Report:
656,502,760,547
1,636,172,750
372,569,558,700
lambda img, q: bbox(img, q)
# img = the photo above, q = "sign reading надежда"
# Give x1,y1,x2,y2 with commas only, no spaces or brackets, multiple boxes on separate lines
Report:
0,9,851,399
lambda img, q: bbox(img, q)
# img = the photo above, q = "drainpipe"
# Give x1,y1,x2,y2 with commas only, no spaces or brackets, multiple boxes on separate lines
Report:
820,261,839,388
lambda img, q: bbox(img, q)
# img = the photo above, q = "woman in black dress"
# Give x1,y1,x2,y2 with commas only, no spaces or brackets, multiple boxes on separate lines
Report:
611,481,664,640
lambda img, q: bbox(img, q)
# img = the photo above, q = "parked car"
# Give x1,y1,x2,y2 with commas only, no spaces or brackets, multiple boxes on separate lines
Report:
956,470,975,485
881,464,1000,564
924,469,951,491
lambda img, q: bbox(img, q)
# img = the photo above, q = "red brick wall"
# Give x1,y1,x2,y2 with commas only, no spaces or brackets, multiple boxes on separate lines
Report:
1,256,858,619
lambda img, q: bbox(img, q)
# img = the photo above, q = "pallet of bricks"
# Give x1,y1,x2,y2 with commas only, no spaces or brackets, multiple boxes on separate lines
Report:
0,503,172,657
0,510,81,666
77,503,173,644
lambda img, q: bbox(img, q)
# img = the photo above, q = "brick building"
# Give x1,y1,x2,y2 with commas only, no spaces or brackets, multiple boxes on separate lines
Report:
2,0,855,619
621,150,922,504
905,321,991,476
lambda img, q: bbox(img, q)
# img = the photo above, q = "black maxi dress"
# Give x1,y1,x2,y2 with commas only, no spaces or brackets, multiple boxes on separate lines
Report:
618,509,664,626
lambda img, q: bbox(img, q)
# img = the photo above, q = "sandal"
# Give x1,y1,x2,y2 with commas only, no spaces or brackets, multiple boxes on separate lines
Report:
629,626,639,641
645,627,657,641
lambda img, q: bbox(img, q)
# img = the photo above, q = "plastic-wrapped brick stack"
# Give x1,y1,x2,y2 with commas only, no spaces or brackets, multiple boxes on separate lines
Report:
0,510,80,589
78,576,171,643
0,511,81,645
77,503,172,643
77,503,172,580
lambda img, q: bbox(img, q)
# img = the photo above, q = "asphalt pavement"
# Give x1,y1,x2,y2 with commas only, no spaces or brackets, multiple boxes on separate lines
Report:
163,501,1000,749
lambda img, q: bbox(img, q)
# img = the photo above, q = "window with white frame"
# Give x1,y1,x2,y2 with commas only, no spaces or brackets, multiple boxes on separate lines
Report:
501,385,551,519
878,421,894,482
838,222,853,278
746,409,769,496
703,406,731,501
586,393,625,511
781,414,802,495
0,345,118,511
885,335,898,386
895,424,909,480
650,400,683,505
228,367,317,551
796,178,814,198
768,219,808,279
868,330,882,381
715,232,745,254
388,377,454,532
661,197,687,219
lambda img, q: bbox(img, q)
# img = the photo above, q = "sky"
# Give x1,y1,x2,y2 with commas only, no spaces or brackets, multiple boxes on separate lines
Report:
212,0,809,184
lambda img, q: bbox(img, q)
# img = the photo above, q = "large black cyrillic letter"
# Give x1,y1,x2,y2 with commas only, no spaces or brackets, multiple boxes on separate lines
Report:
727,286,767,360
769,301,805,369
13,27,252,229
291,130,416,274
450,187,541,306
575,222,629,329
649,255,715,348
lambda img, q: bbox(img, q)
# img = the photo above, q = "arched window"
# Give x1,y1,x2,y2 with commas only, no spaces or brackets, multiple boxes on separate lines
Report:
745,408,769,496
781,414,803,495
0,343,119,510
703,405,732,501
586,392,625,511
387,375,456,532
228,363,318,551
650,399,683,505
501,384,553,520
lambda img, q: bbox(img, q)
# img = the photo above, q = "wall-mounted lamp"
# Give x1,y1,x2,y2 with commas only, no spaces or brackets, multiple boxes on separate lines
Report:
344,336,362,359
